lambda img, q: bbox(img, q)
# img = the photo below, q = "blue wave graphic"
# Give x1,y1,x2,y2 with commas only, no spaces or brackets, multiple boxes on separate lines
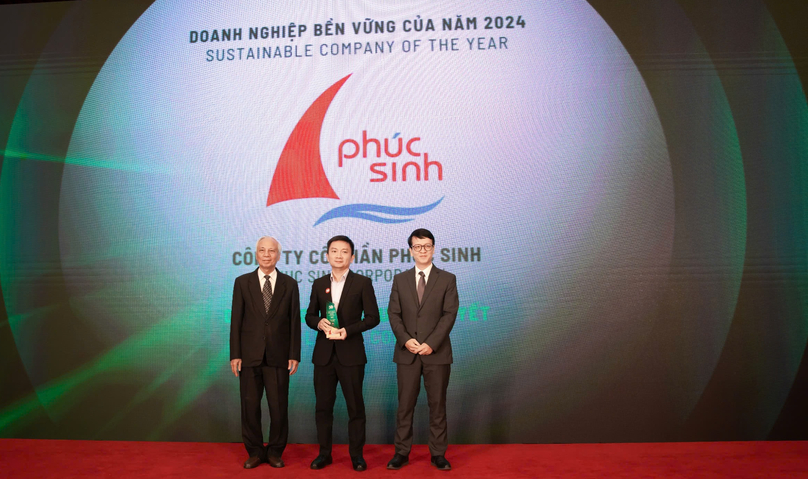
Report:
314,196,444,226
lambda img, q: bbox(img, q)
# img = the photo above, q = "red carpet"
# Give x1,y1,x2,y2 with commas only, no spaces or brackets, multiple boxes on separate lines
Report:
1,440,806,478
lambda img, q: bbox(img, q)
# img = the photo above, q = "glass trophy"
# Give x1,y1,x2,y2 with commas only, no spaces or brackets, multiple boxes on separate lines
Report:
326,301,340,339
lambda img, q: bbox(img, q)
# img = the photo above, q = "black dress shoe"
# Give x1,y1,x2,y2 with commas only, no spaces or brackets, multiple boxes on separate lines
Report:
431,455,451,471
243,456,264,469
352,456,367,471
267,455,284,468
310,455,333,470
387,453,409,470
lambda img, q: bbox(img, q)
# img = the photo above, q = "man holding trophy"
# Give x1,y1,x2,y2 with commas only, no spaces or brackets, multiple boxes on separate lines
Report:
305,235,380,471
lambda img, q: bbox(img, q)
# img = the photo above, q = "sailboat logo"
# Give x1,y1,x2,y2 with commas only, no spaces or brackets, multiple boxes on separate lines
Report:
266,74,443,226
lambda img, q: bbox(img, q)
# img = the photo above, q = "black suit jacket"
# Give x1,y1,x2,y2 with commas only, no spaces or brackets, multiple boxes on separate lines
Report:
305,270,380,366
230,268,301,368
388,266,459,365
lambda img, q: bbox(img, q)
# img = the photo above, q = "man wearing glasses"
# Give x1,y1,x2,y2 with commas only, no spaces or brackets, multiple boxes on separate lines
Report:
387,229,459,471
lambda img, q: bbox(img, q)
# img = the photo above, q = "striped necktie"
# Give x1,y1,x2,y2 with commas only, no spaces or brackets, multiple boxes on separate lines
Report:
263,275,273,313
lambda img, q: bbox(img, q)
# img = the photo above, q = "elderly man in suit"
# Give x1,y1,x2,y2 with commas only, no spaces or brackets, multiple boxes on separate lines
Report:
306,235,380,471
230,236,301,469
387,228,459,471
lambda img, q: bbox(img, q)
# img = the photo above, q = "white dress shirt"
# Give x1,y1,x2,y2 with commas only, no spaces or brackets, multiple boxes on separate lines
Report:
415,263,433,288
258,268,277,293
330,270,348,311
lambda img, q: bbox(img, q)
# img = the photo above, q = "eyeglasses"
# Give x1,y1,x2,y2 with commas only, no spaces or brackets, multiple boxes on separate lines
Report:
411,244,434,252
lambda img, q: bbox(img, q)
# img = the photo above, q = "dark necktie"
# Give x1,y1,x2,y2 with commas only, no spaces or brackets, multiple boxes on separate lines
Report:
263,275,273,313
417,271,425,305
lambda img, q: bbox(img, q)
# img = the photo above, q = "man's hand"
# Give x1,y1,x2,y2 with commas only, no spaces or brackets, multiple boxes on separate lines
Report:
405,338,421,354
328,328,347,340
318,318,333,334
416,343,433,355
288,359,299,376
230,358,242,377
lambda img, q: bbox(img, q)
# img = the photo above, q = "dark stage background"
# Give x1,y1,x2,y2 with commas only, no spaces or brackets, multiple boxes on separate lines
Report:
1,0,806,444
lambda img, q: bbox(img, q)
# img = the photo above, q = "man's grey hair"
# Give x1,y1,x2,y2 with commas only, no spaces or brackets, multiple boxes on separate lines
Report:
256,236,282,253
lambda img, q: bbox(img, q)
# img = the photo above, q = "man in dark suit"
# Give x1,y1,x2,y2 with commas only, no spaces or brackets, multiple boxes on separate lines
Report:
230,236,301,470
387,228,459,471
305,235,380,471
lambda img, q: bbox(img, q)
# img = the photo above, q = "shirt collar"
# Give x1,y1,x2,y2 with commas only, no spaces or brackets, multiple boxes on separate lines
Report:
258,268,277,281
331,270,349,283
416,263,433,276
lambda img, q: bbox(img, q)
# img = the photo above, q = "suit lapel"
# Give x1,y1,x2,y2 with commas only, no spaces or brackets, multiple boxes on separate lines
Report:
248,270,267,318
419,266,440,309
337,270,355,320
267,273,286,319
324,274,333,310
342,270,355,297
402,267,419,308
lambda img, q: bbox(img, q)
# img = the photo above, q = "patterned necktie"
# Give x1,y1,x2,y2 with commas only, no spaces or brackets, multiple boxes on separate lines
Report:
263,275,273,313
417,271,426,305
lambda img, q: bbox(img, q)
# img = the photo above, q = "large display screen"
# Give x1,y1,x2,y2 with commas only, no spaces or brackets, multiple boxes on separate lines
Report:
1,0,807,443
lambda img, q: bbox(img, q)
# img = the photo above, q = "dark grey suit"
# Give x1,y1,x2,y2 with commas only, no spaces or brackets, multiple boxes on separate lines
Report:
388,265,459,456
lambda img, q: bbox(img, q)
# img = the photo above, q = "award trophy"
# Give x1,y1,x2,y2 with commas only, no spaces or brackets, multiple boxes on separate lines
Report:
325,301,341,339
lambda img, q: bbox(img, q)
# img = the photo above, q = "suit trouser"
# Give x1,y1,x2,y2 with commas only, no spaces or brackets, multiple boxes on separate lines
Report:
239,360,289,459
394,355,451,457
314,350,366,457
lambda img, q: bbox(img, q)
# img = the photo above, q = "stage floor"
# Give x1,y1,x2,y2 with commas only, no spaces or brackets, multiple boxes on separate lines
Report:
1,440,806,478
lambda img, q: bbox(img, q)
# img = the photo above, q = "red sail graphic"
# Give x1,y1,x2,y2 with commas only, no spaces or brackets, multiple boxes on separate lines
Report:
266,74,351,206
